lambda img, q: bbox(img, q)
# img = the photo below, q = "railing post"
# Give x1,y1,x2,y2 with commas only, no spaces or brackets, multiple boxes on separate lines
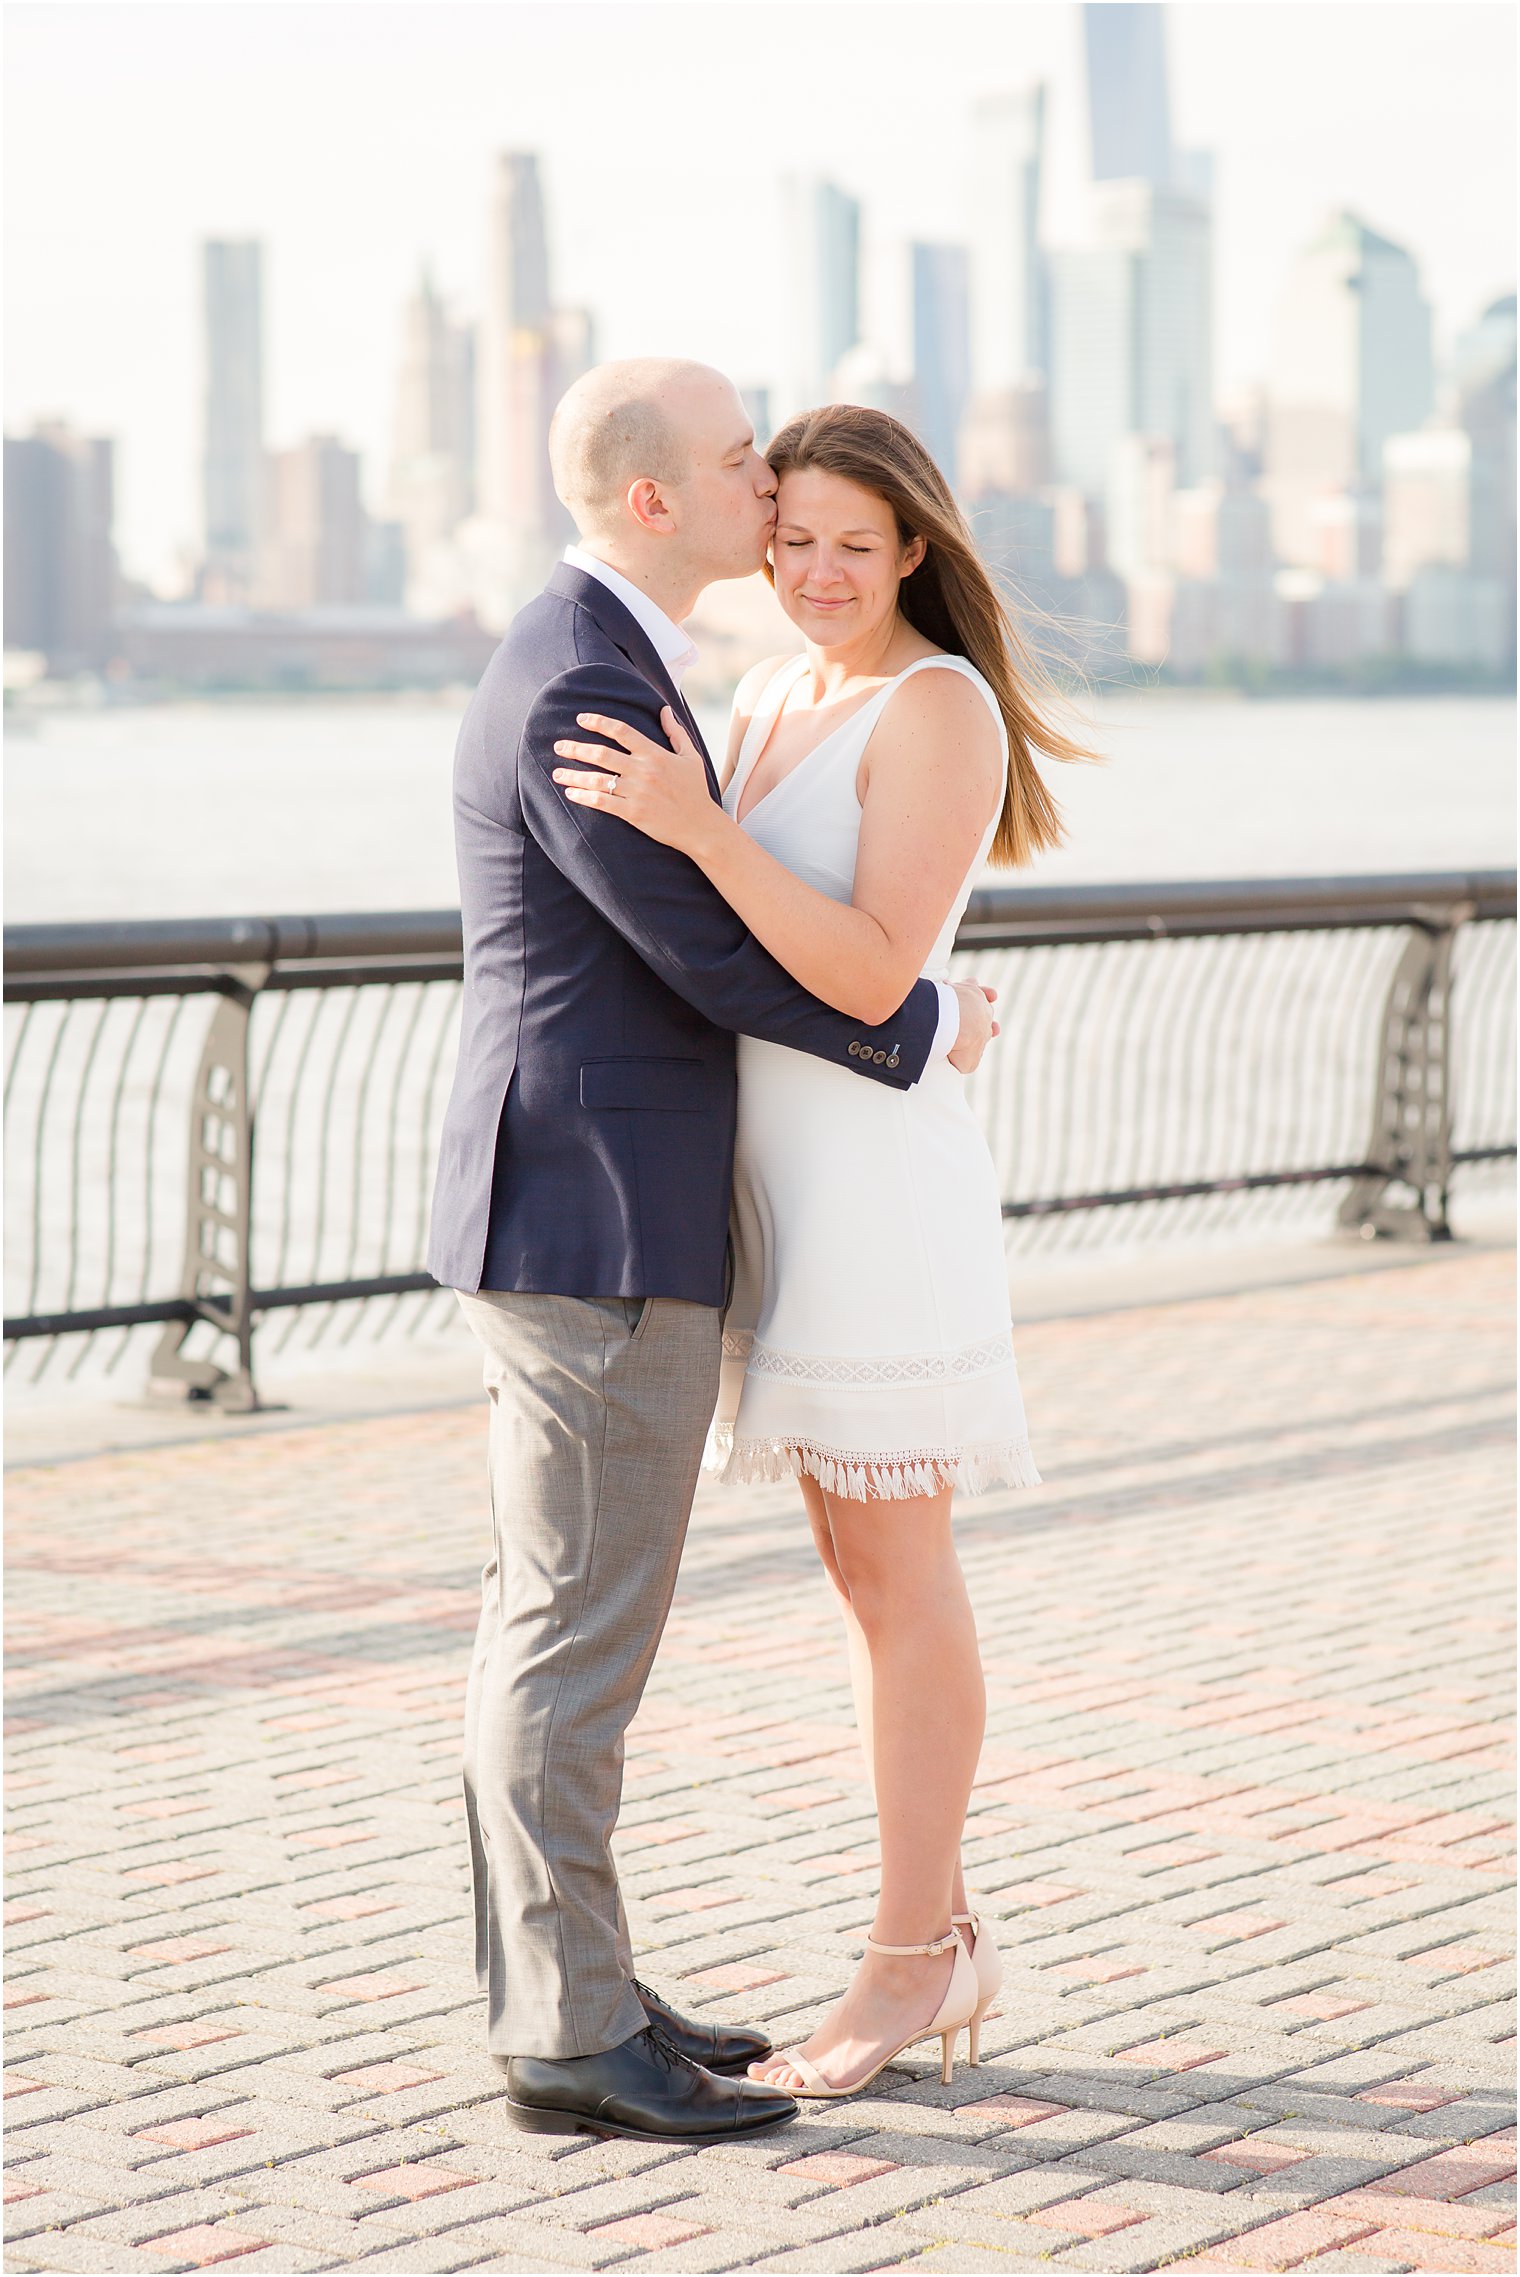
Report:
1338,909,1470,1242
148,963,269,1409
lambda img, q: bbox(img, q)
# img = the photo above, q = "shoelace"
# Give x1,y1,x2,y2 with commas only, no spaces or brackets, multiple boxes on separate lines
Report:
642,2021,698,2077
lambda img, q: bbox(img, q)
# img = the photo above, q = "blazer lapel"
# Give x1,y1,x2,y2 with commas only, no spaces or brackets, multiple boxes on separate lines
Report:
547,564,719,800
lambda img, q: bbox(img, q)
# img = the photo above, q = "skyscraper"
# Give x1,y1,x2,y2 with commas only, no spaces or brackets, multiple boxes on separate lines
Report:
968,86,1047,394
201,240,264,600
1047,242,1134,498
3,423,117,664
547,305,596,537
1083,2,1173,186
1265,211,1433,564
783,177,861,413
910,243,970,473
1454,293,1516,658
476,151,554,542
258,436,365,609
385,265,475,583
1049,182,1213,496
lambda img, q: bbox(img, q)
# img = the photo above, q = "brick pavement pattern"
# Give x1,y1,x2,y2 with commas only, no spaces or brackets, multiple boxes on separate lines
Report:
5,1248,1514,2276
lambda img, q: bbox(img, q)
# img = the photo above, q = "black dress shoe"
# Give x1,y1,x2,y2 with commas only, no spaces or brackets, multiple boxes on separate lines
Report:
634,1977,773,2075
498,2025,796,2143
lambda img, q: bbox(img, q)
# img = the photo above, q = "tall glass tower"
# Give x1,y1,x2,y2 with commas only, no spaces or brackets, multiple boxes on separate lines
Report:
1083,2,1174,186
477,151,554,540
783,177,861,414
969,85,1047,392
201,240,264,599
911,243,971,474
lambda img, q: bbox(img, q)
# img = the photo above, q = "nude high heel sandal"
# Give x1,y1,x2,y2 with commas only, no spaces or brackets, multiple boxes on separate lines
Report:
767,1929,979,2099
954,1900,1005,2066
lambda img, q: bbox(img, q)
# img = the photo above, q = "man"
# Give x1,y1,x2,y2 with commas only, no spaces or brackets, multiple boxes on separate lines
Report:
428,358,996,2143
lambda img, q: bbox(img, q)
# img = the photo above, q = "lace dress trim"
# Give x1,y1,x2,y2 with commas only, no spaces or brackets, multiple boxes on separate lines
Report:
721,1328,1016,1384
704,1419,1042,1503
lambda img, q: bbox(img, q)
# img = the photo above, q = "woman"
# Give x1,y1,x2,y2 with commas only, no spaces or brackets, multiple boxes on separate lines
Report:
551,404,1094,2099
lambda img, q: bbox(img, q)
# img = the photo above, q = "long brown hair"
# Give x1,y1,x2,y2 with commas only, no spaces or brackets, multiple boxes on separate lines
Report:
764,403,1098,868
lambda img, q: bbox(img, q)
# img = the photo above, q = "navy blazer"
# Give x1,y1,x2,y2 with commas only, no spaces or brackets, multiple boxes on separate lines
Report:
426,563,941,1306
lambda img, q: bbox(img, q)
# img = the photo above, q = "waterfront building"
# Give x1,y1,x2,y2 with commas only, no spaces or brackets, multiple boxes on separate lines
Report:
1452,292,1517,402
961,87,1048,495
111,603,499,692
1264,211,1433,566
971,489,1126,677
476,152,555,546
1107,433,1174,580
363,519,408,609
3,423,117,666
1166,572,1284,675
783,176,861,413
910,242,970,475
1083,1,1172,186
1050,486,1105,578
1163,479,1279,675
385,265,475,597
201,239,265,602
1382,429,1478,589
957,380,1050,498
465,151,593,624
258,436,365,609
1308,491,1383,583
1401,566,1509,670
549,308,595,419
1274,571,1396,670
1048,241,1131,497
968,87,1047,394
1172,481,1274,582
1049,180,1213,496
1453,293,1516,659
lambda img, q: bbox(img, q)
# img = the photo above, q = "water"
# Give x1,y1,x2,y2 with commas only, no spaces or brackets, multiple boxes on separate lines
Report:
5,689,1513,1418
5,691,1514,923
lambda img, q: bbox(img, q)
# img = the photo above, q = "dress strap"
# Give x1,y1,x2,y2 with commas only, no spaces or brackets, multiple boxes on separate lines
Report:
731,654,807,799
889,655,1004,727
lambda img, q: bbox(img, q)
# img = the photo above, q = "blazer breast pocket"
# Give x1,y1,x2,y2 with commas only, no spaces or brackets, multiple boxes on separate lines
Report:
579,1056,711,1112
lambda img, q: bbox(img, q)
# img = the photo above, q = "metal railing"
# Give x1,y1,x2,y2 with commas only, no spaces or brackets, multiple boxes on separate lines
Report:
5,872,1514,1408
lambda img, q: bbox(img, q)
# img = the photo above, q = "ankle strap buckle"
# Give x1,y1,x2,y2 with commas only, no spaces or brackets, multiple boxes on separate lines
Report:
864,1928,961,1957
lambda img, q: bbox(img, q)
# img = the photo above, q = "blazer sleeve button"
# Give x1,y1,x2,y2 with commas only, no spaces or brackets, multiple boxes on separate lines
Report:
847,1041,860,1056
872,1049,886,1064
886,1053,900,1068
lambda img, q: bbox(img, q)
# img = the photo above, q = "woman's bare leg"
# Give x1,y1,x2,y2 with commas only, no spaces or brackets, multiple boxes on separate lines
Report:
753,1480,986,2091
799,1477,876,1799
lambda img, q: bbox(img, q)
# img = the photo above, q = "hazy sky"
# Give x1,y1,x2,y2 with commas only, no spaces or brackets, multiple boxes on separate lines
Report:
7,1,1515,585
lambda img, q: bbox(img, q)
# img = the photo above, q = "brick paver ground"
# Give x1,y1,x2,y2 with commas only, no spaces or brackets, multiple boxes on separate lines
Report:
5,1247,1514,2277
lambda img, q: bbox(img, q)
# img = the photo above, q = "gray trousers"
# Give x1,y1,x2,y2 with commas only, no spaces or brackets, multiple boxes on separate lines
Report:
456,1288,721,2059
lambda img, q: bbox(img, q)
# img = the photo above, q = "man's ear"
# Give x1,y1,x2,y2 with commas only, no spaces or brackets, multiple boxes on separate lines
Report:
627,477,677,536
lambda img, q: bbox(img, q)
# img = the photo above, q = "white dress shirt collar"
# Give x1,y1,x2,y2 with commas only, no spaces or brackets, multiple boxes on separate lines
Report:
562,545,699,685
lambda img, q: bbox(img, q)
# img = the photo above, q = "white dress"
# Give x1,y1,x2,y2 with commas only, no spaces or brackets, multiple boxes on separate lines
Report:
705,652,1041,1503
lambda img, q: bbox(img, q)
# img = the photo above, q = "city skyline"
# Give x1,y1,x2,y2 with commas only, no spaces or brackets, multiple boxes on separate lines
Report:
7,2,1515,585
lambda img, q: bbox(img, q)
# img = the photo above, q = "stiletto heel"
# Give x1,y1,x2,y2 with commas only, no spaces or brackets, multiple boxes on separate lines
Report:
764,1929,979,2101
954,1898,1004,2068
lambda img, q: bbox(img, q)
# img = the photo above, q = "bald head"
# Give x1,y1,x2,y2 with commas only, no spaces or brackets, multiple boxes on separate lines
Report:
549,357,725,535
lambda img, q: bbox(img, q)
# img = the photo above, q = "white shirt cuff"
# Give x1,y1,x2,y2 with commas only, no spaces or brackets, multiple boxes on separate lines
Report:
929,981,960,1068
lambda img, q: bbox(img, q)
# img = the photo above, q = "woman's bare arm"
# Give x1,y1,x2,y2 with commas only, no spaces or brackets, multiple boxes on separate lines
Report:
553,667,1002,1024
